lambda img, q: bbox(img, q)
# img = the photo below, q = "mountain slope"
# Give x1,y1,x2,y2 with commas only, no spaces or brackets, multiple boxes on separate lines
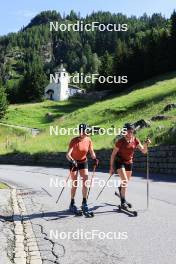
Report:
0,10,172,100
0,71,176,154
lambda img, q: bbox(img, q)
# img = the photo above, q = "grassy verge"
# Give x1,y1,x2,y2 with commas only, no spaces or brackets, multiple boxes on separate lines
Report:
0,71,176,154
0,182,9,189
0,126,30,154
2,98,91,129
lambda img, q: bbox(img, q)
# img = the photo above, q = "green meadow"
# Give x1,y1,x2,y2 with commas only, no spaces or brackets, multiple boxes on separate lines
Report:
0,72,176,154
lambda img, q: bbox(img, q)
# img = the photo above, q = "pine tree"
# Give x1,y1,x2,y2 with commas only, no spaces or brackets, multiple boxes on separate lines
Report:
170,10,176,69
95,51,113,91
18,68,47,102
0,86,8,119
170,10,176,40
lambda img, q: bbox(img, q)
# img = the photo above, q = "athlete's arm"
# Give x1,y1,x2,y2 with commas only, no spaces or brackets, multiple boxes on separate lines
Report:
110,147,119,175
137,139,151,154
66,147,74,162
89,143,96,159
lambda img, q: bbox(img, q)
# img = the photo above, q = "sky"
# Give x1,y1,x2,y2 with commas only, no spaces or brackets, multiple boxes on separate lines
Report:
0,0,175,36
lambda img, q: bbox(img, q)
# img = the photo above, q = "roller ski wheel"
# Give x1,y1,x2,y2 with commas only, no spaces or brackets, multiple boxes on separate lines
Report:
81,203,94,218
118,204,138,217
115,191,132,208
69,204,83,216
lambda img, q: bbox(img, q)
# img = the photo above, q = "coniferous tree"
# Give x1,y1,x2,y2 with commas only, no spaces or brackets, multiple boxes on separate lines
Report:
18,68,47,102
0,86,8,119
170,10,176,69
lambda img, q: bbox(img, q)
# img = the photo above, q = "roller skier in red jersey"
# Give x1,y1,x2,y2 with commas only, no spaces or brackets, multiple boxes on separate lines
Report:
110,123,151,209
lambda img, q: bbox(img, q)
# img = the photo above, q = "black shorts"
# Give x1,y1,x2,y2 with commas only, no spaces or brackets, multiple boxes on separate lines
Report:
69,161,88,172
115,162,133,171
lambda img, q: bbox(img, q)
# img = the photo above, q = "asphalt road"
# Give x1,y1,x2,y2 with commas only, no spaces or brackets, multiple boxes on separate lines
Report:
0,164,176,264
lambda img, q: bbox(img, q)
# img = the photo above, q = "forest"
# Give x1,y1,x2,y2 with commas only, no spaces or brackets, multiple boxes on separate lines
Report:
0,9,176,111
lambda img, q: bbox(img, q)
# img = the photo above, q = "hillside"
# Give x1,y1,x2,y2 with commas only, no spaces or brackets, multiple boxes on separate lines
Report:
0,72,176,155
1,10,175,104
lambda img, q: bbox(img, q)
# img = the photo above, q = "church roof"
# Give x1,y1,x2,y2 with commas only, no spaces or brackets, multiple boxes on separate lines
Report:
56,63,66,73
69,85,84,90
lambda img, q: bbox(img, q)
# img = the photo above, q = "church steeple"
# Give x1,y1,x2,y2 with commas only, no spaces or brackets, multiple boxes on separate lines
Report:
60,59,64,71
55,60,66,74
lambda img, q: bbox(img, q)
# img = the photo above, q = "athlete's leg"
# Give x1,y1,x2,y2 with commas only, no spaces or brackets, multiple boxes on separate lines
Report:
126,171,132,181
80,168,94,215
125,163,133,181
117,167,128,203
79,168,89,202
70,169,78,202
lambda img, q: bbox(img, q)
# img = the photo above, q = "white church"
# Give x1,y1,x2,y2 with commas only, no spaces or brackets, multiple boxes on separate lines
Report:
44,64,84,101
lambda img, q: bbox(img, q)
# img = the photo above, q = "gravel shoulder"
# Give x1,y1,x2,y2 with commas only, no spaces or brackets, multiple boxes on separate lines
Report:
0,188,14,264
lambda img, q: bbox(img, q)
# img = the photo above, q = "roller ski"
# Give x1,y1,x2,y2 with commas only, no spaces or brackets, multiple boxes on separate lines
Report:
81,203,94,218
69,204,83,216
115,187,137,216
115,191,132,208
118,203,138,217
115,186,132,208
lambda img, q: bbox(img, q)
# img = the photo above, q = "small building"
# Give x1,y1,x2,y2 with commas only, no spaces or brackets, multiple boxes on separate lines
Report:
44,64,84,101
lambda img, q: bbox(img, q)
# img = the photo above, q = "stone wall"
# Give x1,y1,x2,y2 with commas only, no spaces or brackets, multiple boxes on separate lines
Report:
0,153,67,167
0,145,176,175
133,145,176,175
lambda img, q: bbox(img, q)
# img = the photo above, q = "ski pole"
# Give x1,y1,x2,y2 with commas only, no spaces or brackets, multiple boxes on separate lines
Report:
56,166,75,204
146,150,149,209
87,165,96,200
56,174,70,204
96,173,113,200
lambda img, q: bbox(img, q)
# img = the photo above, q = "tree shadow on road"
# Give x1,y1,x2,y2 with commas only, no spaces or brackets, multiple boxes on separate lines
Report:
0,202,121,222
133,171,176,183
0,215,13,222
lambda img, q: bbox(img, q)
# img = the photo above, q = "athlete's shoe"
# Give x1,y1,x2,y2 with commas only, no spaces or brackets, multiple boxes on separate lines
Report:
118,186,132,208
81,203,94,217
120,202,129,210
69,204,82,216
